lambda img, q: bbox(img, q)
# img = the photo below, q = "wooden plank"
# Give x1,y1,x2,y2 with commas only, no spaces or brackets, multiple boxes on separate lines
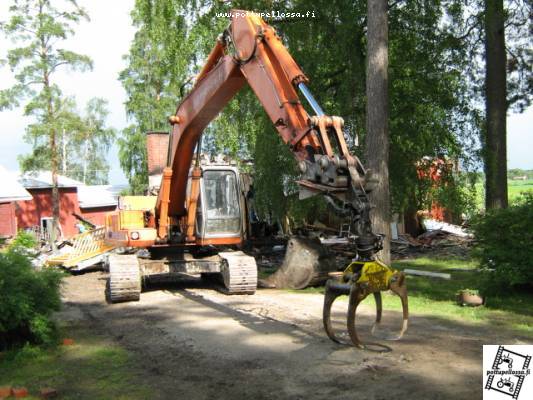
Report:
403,269,451,280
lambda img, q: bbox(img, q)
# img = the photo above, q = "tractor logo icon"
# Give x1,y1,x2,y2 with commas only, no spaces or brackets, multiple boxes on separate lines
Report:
497,353,514,370
484,345,531,399
497,377,515,393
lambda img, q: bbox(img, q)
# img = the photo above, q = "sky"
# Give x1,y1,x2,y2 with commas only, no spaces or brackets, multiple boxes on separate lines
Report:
0,1,532,186
0,0,135,185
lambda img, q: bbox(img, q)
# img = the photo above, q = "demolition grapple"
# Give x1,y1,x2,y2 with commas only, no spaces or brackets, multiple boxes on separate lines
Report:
322,259,409,351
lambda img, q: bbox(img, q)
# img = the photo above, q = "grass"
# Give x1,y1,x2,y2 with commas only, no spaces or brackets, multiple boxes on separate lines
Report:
0,325,151,400
475,179,533,209
389,257,533,335
289,256,533,338
508,179,533,200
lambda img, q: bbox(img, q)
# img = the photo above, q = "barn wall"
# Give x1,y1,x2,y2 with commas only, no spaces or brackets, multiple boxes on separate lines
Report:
0,202,17,237
14,187,117,239
16,188,80,238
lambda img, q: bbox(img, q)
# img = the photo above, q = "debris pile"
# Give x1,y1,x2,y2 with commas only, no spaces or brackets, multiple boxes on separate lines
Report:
392,219,473,259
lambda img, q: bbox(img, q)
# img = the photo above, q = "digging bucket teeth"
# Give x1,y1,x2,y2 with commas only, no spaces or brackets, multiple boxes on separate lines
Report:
322,260,409,351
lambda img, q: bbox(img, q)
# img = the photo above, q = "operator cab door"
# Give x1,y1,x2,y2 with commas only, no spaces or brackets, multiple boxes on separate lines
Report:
196,168,242,240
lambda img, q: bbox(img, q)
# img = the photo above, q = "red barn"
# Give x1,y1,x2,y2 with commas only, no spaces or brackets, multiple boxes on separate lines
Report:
0,166,33,237
0,168,123,239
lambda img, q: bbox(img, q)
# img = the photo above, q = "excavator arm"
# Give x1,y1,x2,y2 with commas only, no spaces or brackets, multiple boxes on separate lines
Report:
158,11,375,255
155,10,408,349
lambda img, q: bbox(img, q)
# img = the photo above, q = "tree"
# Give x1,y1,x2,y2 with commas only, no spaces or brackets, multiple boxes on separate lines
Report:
122,0,483,229
484,0,508,209
452,0,532,210
44,96,115,185
365,0,391,264
119,0,229,194
0,0,92,245
74,98,116,185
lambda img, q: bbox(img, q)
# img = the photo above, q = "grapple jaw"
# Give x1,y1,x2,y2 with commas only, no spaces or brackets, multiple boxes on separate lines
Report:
322,260,409,351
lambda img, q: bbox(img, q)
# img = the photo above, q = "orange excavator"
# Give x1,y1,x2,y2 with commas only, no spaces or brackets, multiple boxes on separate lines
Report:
105,10,408,349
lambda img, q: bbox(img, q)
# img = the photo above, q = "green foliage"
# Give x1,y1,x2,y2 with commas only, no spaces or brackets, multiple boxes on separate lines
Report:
2,2,114,185
69,98,116,184
0,331,152,399
1,0,94,238
431,171,479,219
508,169,533,180
8,230,38,252
471,193,533,292
0,250,62,349
120,0,486,221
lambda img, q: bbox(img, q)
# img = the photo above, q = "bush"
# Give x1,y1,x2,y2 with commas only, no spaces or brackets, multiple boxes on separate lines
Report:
8,230,38,252
0,250,63,350
471,193,533,293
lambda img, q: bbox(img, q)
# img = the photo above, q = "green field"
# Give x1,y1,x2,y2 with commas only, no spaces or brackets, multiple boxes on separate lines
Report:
475,179,533,209
507,179,533,200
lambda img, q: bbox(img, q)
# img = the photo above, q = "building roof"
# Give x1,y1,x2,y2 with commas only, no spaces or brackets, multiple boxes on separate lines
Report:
2,168,127,208
19,171,83,189
0,165,33,203
77,185,125,208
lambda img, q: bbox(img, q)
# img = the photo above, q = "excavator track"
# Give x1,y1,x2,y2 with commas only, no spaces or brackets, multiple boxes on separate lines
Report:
219,251,257,294
108,254,141,303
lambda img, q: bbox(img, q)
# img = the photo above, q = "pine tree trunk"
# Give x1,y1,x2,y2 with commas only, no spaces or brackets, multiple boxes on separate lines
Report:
51,128,60,249
45,72,60,250
62,128,67,174
83,138,88,184
484,0,508,209
364,0,391,265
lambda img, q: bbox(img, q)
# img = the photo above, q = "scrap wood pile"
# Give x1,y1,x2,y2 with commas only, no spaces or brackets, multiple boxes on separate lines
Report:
392,219,473,259
250,218,475,280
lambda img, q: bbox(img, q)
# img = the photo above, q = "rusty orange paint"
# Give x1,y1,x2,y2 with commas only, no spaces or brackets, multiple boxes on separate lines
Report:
196,236,242,246
185,167,202,242
157,167,173,239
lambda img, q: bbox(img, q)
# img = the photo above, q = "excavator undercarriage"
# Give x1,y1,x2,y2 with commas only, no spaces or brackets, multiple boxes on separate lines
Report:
107,250,257,302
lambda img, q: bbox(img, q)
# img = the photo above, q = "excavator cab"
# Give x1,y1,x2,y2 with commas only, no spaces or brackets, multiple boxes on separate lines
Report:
195,166,243,241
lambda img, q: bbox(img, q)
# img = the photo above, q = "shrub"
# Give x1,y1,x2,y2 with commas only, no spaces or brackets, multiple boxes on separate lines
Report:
0,249,63,350
471,193,533,293
8,230,38,252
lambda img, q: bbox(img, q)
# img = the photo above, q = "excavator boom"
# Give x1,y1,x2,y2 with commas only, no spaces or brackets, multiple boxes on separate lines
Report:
158,10,377,258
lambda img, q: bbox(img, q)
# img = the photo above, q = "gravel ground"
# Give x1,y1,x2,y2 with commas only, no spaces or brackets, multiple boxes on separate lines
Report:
58,271,530,400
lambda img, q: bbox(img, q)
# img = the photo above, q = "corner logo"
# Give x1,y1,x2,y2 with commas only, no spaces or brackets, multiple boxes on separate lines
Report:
484,345,532,399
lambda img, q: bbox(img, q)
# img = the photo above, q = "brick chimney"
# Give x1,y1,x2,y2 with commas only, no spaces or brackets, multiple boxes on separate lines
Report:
146,131,169,191
146,131,169,175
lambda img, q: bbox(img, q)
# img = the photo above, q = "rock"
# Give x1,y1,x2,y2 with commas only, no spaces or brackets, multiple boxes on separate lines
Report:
0,386,12,398
12,387,29,398
39,387,58,398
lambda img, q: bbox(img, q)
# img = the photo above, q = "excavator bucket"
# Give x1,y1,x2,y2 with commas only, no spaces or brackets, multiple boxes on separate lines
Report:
260,237,336,289
322,260,408,351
